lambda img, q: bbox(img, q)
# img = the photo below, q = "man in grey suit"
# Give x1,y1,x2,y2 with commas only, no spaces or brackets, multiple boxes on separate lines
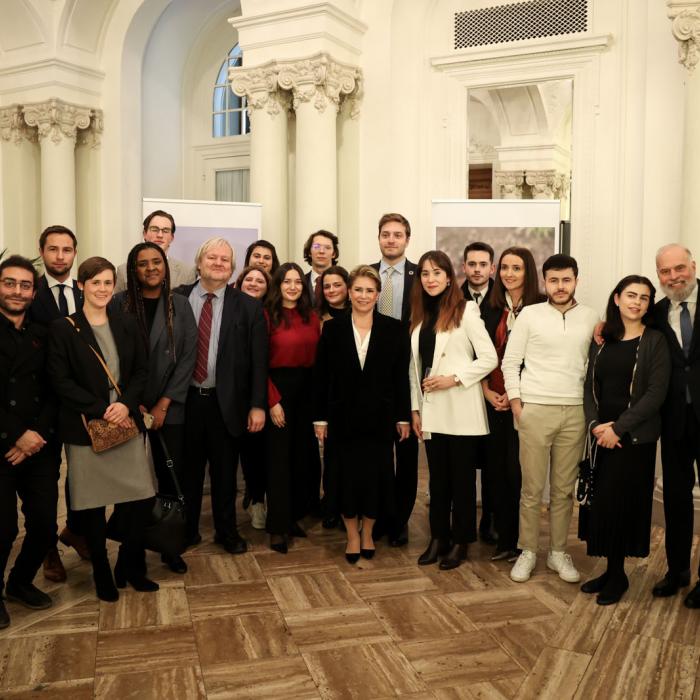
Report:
115,210,196,293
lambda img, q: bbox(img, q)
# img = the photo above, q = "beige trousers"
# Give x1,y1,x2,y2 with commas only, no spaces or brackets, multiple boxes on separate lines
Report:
516,403,586,553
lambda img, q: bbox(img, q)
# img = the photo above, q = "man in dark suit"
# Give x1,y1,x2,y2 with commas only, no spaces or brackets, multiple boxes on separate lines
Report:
371,212,418,546
0,255,59,629
460,241,497,545
303,230,339,304
176,238,267,554
30,225,87,583
650,244,700,607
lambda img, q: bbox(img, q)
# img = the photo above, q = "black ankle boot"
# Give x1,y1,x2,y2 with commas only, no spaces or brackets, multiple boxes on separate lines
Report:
418,539,449,566
91,551,119,602
581,571,609,594
597,572,629,606
439,544,468,570
114,546,159,592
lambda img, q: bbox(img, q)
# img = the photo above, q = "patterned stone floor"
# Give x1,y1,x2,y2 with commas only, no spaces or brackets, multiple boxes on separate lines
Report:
1,451,699,699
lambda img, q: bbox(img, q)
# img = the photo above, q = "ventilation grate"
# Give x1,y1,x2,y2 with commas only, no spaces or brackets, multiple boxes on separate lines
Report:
455,0,588,49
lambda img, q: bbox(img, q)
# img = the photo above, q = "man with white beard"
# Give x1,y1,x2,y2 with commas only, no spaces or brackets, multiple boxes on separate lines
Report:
650,244,700,607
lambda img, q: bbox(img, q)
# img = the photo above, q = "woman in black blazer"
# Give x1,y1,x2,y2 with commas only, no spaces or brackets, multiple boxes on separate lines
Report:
314,265,411,563
580,275,671,605
48,257,156,603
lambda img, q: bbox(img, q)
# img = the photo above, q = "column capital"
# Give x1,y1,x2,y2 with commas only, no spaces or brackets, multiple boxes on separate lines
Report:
230,65,292,117
494,170,525,198
77,109,104,149
525,169,567,199
22,99,93,145
668,2,700,71
0,104,37,144
277,53,362,114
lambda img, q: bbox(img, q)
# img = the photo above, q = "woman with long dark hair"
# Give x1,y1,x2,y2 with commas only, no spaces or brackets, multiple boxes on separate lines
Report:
481,247,545,562
264,262,321,553
235,264,271,529
580,275,670,605
314,266,411,562
49,257,156,602
410,251,497,570
244,240,279,276
116,242,198,574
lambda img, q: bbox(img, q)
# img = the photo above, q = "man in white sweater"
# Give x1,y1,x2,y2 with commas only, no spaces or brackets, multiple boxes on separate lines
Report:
502,254,599,584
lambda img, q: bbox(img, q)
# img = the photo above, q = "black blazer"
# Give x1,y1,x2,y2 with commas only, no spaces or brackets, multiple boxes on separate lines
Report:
313,312,411,440
583,329,671,444
460,277,494,318
175,284,268,438
0,316,58,455
370,259,417,325
29,275,82,326
652,290,700,436
47,310,149,445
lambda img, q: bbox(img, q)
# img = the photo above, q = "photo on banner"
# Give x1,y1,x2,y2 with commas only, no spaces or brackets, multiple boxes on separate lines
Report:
432,200,561,287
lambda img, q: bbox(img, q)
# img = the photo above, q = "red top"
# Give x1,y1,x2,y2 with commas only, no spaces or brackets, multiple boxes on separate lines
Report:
267,307,321,407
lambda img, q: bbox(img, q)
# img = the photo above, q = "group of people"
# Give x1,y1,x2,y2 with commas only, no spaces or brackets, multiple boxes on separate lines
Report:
0,208,698,631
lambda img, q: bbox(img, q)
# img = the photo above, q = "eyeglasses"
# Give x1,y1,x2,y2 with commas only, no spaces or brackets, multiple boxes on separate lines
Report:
1,278,33,291
147,226,173,235
311,243,333,252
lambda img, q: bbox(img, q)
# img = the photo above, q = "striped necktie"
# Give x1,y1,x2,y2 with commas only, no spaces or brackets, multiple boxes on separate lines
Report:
193,293,215,384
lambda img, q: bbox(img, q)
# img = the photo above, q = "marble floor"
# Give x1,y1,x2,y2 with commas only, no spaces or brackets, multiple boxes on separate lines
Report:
2,454,700,699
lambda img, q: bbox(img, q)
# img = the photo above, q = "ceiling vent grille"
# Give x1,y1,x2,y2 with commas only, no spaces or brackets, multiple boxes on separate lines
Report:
454,0,588,49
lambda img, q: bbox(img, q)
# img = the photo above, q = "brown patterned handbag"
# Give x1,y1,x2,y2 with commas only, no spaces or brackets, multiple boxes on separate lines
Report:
66,318,141,453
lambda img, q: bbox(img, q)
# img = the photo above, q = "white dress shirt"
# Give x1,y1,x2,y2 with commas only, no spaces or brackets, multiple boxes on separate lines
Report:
44,272,76,315
352,318,372,369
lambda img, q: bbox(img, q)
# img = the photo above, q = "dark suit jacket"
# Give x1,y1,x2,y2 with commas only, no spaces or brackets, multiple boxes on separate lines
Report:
461,277,495,318
0,315,58,455
29,275,82,326
652,289,700,436
47,310,149,445
175,284,267,438
112,292,198,425
370,259,418,325
313,312,411,440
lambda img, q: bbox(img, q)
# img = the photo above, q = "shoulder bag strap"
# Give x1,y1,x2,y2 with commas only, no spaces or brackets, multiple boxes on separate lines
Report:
155,431,184,501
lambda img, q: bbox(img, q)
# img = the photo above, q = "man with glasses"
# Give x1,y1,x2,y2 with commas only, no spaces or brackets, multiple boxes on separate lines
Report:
115,210,196,292
650,244,700,607
0,255,59,629
302,230,339,303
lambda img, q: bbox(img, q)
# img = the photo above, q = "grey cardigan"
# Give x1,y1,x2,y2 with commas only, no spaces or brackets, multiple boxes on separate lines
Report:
583,327,671,445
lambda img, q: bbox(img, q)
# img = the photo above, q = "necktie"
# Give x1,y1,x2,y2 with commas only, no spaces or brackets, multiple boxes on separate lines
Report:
193,293,214,384
378,267,395,316
313,276,322,307
474,292,481,306
57,284,69,317
680,301,693,357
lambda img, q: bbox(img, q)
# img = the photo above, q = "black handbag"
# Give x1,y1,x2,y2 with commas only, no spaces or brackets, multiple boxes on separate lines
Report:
107,432,187,558
577,423,598,540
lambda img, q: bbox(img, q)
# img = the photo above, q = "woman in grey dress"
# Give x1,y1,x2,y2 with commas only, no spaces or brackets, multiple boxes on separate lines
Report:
49,257,157,602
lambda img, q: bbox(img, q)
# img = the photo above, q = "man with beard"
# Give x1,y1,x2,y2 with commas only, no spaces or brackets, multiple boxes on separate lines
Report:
502,254,599,584
650,245,700,606
0,255,58,628
30,226,88,582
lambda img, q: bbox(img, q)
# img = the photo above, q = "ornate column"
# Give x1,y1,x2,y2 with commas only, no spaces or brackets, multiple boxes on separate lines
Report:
23,99,92,230
524,170,567,199
0,105,35,145
278,54,361,258
493,170,524,198
231,65,291,260
668,2,700,249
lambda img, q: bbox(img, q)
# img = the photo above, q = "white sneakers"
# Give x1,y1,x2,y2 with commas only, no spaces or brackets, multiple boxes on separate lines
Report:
546,550,581,583
510,550,537,582
249,502,266,530
509,549,581,583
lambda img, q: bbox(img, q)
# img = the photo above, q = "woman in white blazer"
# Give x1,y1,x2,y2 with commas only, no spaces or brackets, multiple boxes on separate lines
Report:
410,251,498,569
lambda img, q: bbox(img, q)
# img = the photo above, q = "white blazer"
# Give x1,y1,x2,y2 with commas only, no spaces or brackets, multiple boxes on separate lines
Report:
409,301,498,436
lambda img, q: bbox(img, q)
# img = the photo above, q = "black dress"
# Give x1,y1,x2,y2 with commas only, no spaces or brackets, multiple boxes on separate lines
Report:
584,338,657,558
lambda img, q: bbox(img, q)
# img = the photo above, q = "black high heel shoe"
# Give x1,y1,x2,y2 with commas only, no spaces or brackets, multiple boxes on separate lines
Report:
418,539,449,566
270,534,288,554
345,551,360,564
91,551,119,602
114,547,159,592
360,548,375,560
439,544,468,570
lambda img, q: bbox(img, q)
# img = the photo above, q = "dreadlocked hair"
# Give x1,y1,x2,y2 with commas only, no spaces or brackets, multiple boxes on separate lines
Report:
124,242,175,359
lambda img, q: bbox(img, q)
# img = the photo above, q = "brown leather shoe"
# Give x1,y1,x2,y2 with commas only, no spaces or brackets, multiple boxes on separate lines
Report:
42,547,67,582
59,527,90,561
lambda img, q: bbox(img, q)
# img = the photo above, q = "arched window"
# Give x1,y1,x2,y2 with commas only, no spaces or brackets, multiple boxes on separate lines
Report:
212,44,249,138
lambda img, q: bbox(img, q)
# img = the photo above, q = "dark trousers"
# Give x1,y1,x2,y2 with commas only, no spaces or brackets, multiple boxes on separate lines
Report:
0,452,59,591
184,389,241,542
660,404,700,576
425,433,478,544
49,444,81,543
265,368,317,535
240,430,266,504
321,432,340,520
149,425,186,497
390,431,419,536
486,405,521,551
475,436,494,528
